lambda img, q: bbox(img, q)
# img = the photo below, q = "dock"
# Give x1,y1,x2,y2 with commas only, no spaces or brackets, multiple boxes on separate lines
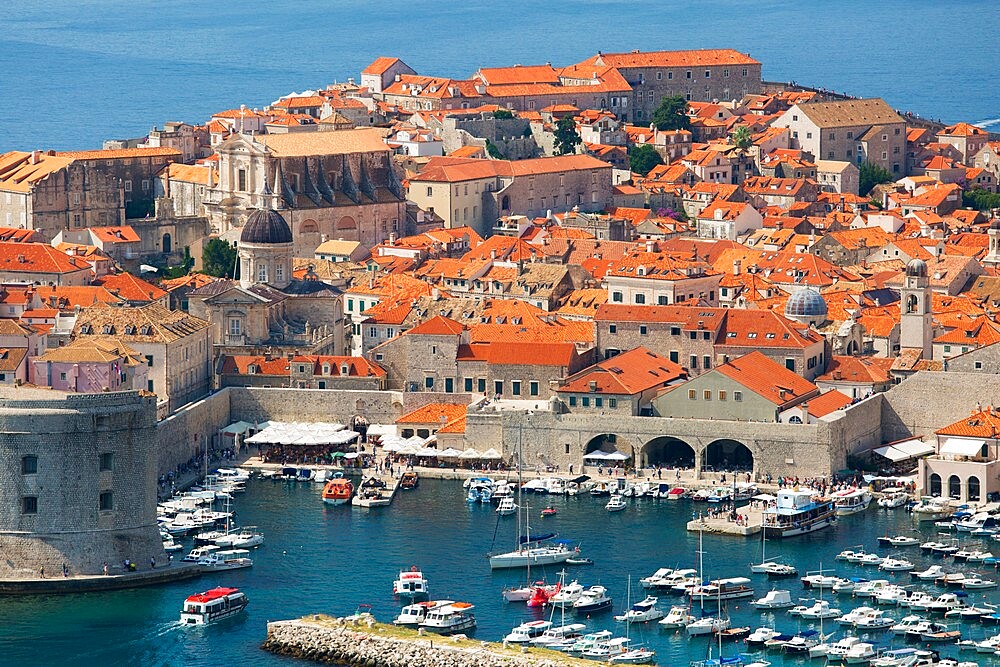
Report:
686,507,764,536
351,471,401,508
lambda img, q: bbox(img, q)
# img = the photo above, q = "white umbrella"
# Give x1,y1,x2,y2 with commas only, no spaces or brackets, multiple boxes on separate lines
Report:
480,448,502,459
752,493,777,501
603,451,629,461
437,448,463,458
583,451,610,460
381,442,401,453
416,447,439,457
459,448,481,459
397,443,421,456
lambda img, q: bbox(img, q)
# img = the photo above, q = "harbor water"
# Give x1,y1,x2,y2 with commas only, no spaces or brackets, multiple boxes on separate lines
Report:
1,477,998,666
3,0,1000,152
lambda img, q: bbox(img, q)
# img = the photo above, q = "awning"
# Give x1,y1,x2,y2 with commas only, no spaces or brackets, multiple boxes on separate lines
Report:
480,448,502,459
604,451,630,461
221,420,253,435
458,448,481,459
437,448,464,458
940,437,986,457
873,438,935,462
366,424,395,437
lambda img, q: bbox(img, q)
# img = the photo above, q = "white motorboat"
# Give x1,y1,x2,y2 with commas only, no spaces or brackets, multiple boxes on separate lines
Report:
854,609,895,630
197,548,253,571
934,572,966,587
556,630,613,654
782,630,822,654
746,627,783,646
193,528,227,545
874,586,910,605
394,600,452,626
182,544,219,563
179,586,248,625
419,601,476,635
581,636,631,660
911,496,952,522
392,566,429,598
762,489,836,538
853,580,891,598
832,488,873,516
660,569,699,591
214,526,264,549
658,604,695,628
858,553,884,567
502,581,558,603
878,492,909,509
890,614,928,635
756,562,797,577
496,497,517,516
962,576,998,589
904,591,936,611
751,590,793,609
614,595,664,623
530,622,586,646
572,585,613,613
161,534,184,552
837,606,877,626
799,600,841,619
687,577,754,602
912,565,945,581
925,593,966,613
548,580,584,606
639,567,673,589
815,636,860,660
837,547,864,561
877,535,920,547
606,494,627,512
685,616,729,636
879,557,914,572
843,642,876,664
608,647,656,664
504,619,551,643
954,548,993,562
973,634,1000,653
801,572,843,589
489,542,575,570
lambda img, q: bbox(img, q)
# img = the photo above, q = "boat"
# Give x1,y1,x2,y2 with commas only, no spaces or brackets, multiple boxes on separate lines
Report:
877,535,920,547
321,478,354,505
890,615,928,635
749,525,796,576
878,491,909,509
832,488,874,516
504,619,551,643
572,585,613,613
853,579,891,597
548,580,584,606
392,566,428,598
658,604,695,628
746,627,783,646
179,587,248,625
842,642,877,664
706,487,732,503
606,494,627,512
214,526,264,549
911,497,952,522
640,567,674,589
541,507,558,517
854,609,895,630
800,571,844,589
762,489,836,538
953,548,992,562
799,600,842,619
961,576,997,589
496,497,517,516
556,630,613,655
566,557,593,565
394,600,451,626
919,627,961,642
589,481,614,497
182,544,219,563
489,534,575,570
878,557,914,572
608,647,656,664
399,471,419,490
688,577,755,602
837,606,878,626
666,487,687,500
912,565,945,581
197,549,253,571
615,595,664,623
657,568,698,591
353,476,392,507
530,622,586,646
925,593,967,613
874,586,910,606
750,590,793,609
581,636,632,660
685,616,730,636
419,601,476,635
933,572,966,587
781,630,821,654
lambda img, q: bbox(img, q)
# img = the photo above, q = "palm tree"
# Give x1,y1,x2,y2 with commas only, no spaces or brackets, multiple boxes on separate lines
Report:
729,125,754,184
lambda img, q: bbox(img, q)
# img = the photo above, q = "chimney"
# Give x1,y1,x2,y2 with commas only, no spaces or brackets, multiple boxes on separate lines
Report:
732,259,741,276
30,150,42,165
645,239,655,253
389,232,397,246
588,380,598,392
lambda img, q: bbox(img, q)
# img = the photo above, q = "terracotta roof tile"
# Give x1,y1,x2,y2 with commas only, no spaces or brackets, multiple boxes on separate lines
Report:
396,402,468,425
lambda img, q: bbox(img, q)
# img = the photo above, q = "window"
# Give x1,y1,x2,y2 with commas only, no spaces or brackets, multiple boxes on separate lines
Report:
426,186,433,197
124,180,132,192
656,72,662,80
368,327,377,338
685,70,692,79
703,356,711,369
464,378,473,392
595,397,603,407
21,455,37,475
670,326,681,336
477,378,486,393
494,380,503,396
640,325,648,335
719,390,727,401
634,293,645,304
734,391,742,402
611,291,623,303
99,491,113,512
141,179,150,191
569,396,576,407
511,381,521,396
658,295,668,305
99,452,114,472
688,389,696,400
425,376,434,389
690,355,698,369
22,496,37,514
529,381,539,396
445,378,454,393
582,397,590,407
974,361,983,370
609,324,617,334
237,169,247,191
669,351,679,363
785,358,795,371
703,390,712,400
705,70,710,78
667,72,673,80
59,372,67,381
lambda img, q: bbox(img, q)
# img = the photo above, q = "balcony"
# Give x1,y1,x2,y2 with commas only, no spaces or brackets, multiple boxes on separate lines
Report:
225,334,246,345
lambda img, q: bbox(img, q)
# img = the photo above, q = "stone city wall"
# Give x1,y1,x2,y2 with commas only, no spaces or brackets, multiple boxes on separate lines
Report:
880,371,999,443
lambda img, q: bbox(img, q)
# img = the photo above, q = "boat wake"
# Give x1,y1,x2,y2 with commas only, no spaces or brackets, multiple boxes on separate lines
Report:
973,117,1000,128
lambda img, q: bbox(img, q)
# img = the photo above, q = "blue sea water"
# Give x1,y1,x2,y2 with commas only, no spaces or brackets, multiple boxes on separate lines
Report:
0,478,997,666
1,0,998,152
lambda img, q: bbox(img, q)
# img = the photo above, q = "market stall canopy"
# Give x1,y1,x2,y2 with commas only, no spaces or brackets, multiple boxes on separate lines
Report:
243,421,353,446
872,438,935,462
583,451,610,460
437,448,464,458
752,493,776,501
459,448,481,459
415,447,439,457
603,451,629,461
366,424,395,438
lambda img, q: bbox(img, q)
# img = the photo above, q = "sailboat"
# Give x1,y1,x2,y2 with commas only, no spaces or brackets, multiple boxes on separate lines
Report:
749,523,796,576
686,523,731,636
489,440,574,570
609,575,656,664
530,570,587,646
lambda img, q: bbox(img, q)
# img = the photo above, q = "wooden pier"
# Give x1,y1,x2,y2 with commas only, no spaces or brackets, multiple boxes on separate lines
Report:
351,471,401,508
686,507,764,536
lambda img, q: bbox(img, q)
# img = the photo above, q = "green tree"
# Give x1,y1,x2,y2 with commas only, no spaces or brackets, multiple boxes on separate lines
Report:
651,95,691,131
485,139,504,159
492,109,514,120
629,144,664,176
963,188,1000,211
730,125,753,151
859,161,894,196
202,238,238,278
553,116,582,155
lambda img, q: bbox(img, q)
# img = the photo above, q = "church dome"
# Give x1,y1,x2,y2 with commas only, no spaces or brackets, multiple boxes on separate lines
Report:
240,208,292,245
905,258,928,278
784,287,828,320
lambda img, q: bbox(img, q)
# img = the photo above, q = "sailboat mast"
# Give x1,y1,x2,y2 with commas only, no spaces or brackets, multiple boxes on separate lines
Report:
698,522,705,612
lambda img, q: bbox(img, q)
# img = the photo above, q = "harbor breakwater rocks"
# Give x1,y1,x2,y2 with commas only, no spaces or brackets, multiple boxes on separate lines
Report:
262,617,591,667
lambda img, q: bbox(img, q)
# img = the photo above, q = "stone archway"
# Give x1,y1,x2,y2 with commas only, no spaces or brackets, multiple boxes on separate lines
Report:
162,233,172,253
703,439,754,473
584,433,620,455
948,474,961,499
336,216,357,230
967,476,981,502
641,436,696,469
929,473,941,496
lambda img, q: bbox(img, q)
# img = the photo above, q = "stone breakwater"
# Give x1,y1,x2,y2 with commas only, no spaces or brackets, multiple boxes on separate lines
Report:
262,617,594,667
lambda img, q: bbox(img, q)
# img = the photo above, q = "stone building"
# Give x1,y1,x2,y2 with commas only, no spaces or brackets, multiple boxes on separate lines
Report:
30,337,149,392
919,407,1000,502
203,130,407,256
0,151,123,240
555,346,686,416
0,388,165,579
217,354,385,390
898,258,933,360
772,99,906,175
56,147,183,219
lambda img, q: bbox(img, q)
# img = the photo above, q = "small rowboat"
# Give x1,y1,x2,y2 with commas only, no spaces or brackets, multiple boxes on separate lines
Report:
541,507,558,517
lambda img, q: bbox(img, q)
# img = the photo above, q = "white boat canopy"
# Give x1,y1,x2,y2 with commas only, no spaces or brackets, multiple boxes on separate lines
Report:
938,437,986,457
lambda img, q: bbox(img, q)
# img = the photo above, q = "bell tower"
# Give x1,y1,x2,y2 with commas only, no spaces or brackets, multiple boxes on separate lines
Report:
899,258,932,359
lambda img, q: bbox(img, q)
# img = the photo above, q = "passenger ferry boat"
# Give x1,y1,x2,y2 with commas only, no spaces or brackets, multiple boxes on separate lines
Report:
321,478,354,505
179,587,249,625
198,549,253,571
392,566,429,598
831,488,873,516
688,577,755,602
762,489,836,538
419,601,476,634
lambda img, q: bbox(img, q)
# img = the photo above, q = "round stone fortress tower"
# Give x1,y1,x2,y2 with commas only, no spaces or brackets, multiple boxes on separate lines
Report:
0,387,165,580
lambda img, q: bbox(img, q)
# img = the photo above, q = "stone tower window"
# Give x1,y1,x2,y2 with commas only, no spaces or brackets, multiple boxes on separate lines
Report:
22,496,37,514
99,491,114,512
21,455,37,475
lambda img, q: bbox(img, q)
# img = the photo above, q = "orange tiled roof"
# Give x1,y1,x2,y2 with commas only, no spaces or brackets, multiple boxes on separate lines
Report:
0,242,90,274
584,48,759,69
94,272,167,302
558,346,685,395
714,350,818,407
457,341,577,367
806,389,853,418
57,147,181,160
406,315,465,336
935,408,1000,438
396,402,468,425
815,355,894,384
939,122,988,138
